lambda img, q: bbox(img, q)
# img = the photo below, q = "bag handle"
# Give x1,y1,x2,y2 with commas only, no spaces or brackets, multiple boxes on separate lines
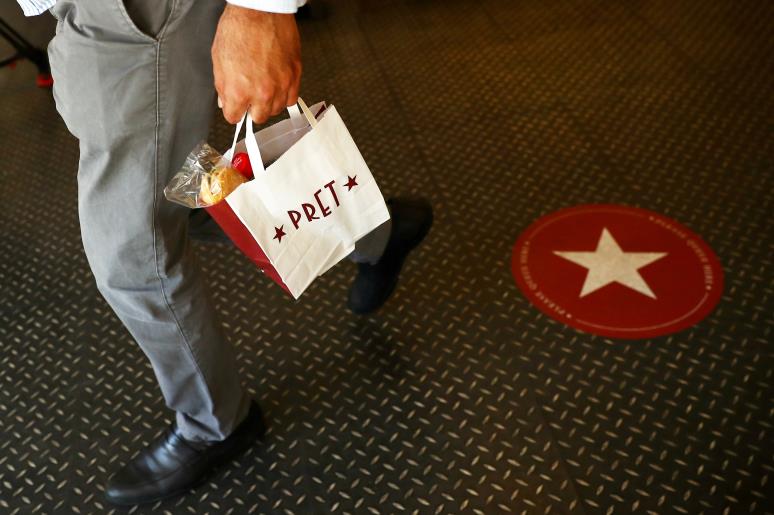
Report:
224,112,266,174
287,97,318,128
223,97,318,174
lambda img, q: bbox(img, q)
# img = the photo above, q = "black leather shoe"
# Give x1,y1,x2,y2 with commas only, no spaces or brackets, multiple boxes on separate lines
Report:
348,198,433,314
104,401,265,506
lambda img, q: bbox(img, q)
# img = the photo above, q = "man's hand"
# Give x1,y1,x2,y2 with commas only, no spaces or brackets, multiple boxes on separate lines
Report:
212,5,302,125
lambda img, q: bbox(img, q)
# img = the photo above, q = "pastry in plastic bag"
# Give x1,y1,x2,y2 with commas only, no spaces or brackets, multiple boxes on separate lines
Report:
164,141,246,208
199,166,246,205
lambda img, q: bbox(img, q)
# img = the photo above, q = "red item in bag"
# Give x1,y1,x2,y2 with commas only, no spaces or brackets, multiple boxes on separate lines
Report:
231,152,253,179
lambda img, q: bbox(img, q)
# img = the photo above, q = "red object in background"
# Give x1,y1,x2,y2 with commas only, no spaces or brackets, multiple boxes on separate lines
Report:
231,152,253,179
205,200,292,296
511,204,724,339
36,73,53,88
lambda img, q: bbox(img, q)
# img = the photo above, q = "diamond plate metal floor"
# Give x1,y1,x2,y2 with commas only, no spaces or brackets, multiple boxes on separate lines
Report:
1,0,772,514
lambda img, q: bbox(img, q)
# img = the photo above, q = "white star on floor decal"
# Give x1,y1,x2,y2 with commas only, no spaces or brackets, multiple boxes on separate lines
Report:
553,228,668,299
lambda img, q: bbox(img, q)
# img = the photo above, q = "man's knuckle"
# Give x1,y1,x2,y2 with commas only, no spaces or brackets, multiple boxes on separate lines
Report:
229,90,247,104
253,85,271,101
278,78,290,93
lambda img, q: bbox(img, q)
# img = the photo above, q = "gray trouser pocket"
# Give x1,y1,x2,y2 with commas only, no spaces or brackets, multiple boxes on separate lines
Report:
119,0,174,40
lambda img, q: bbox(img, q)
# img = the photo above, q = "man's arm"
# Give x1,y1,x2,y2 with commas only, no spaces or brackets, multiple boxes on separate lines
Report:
212,1,306,124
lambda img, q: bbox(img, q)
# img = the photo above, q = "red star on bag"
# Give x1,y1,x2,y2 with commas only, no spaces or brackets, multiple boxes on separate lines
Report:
345,175,358,191
273,225,286,244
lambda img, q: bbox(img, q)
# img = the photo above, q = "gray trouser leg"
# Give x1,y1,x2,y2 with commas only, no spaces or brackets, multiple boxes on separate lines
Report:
348,219,391,264
48,0,249,442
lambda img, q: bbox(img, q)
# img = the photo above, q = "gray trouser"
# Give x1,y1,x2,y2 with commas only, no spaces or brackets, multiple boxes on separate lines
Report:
47,0,390,442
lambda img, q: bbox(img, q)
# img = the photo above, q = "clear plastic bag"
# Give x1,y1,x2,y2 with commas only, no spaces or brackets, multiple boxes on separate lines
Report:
163,141,245,208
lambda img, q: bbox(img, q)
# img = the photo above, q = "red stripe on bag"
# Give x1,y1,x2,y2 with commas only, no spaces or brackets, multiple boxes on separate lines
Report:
205,200,292,296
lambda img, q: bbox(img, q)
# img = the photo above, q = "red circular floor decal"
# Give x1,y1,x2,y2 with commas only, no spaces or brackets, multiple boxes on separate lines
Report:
511,205,723,339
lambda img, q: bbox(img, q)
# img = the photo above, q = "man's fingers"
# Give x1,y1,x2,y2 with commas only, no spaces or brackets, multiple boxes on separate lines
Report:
286,72,301,108
251,79,293,122
222,96,248,125
249,103,271,125
221,70,301,125
270,91,287,117
286,89,300,110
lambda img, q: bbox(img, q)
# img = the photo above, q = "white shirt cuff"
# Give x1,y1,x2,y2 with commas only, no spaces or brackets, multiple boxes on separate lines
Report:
19,0,54,16
226,0,307,14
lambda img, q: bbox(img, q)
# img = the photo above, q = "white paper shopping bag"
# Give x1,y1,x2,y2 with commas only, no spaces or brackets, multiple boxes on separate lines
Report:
225,98,391,298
